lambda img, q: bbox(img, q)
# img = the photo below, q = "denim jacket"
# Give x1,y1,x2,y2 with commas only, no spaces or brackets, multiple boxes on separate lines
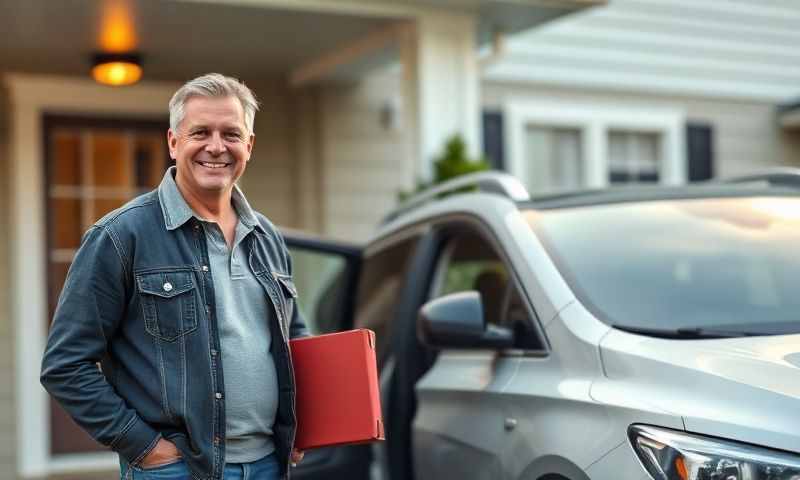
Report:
40,184,308,480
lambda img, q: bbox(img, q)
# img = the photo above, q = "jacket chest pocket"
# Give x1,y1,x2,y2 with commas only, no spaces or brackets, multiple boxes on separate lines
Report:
136,270,198,342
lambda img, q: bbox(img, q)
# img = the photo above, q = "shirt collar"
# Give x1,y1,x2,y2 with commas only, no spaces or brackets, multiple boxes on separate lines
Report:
157,166,264,233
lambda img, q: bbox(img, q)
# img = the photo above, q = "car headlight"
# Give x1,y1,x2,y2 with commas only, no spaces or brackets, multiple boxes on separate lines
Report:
629,425,800,480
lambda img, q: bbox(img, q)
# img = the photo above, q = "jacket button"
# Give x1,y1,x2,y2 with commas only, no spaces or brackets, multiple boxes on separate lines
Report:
215,392,222,400
163,282,173,292
202,265,209,272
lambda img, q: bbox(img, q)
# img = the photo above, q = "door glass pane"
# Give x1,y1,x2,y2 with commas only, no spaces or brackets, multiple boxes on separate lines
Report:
50,198,82,250
608,131,660,184
353,238,418,365
51,131,81,186
135,134,168,188
431,232,540,349
92,197,128,221
289,247,349,335
432,234,509,327
91,133,130,187
523,126,583,194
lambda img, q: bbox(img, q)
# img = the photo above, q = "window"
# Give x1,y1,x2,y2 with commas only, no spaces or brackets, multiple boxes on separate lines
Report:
608,131,661,184
288,247,351,335
353,236,419,365
523,126,583,193
527,197,800,335
431,231,541,350
505,100,685,193
45,116,169,455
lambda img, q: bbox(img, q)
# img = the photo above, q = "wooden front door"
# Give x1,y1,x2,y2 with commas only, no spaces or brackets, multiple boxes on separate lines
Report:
44,115,169,454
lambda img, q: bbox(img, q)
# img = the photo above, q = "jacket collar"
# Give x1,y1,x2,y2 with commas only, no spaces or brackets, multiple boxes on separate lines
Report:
157,166,264,234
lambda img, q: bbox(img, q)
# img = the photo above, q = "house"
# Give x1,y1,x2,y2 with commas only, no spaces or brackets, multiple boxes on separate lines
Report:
0,0,599,477
480,0,800,191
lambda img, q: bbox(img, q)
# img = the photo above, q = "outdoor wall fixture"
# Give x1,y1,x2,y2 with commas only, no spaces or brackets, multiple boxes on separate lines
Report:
91,52,142,86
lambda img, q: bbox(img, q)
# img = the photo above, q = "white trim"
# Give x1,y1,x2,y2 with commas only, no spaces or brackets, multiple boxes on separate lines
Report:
504,98,685,194
5,73,178,478
408,10,482,181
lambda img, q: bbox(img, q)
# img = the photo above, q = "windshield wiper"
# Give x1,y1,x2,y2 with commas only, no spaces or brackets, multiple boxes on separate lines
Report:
612,324,763,339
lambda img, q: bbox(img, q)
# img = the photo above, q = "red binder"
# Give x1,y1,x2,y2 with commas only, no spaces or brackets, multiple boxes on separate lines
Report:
289,329,385,450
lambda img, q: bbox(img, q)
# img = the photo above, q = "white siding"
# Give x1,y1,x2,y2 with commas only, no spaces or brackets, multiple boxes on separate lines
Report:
485,0,800,102
237,78,299,229
318,70,408,242
484,82,800,178
242,71,409,242
291,87,325,234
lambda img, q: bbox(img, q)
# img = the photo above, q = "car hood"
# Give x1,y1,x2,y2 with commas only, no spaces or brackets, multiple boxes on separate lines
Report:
599,329,800,454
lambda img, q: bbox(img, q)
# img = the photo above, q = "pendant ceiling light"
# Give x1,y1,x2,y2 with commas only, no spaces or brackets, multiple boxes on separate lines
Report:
91,52,143,87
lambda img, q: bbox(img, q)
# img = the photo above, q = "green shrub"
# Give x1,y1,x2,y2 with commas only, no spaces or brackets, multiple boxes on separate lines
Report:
399,134,491,201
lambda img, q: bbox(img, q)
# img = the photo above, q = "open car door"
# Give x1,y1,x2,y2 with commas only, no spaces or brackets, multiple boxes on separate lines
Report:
281,229,369,480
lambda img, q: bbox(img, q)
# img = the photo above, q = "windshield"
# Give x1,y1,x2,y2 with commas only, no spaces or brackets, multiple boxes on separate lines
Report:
526,196,800,336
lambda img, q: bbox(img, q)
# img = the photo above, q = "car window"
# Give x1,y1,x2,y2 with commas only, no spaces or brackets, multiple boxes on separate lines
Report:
353,236,419,366
288,247,351,335
527,196,800,335
431,232,540,349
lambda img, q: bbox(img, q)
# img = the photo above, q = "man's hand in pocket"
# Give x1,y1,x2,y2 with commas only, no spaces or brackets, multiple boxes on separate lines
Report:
141,438,182,468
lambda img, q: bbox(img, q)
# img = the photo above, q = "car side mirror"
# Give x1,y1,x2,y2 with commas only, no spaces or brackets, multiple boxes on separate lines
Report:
417,291,514,350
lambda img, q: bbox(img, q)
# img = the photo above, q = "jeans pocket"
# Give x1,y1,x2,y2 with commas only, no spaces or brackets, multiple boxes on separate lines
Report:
253,452,281,479
137,457,187,478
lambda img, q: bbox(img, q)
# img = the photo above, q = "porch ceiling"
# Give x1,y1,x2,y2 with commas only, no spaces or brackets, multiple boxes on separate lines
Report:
0,0,395,83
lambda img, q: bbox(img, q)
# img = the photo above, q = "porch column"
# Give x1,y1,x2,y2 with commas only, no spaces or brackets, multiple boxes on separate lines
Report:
401,10,482,183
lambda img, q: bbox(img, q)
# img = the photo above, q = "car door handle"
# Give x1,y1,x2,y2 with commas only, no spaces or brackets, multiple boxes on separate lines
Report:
504,418,517,431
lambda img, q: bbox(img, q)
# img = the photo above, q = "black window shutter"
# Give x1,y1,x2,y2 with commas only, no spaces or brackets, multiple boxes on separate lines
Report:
687,123,714,182
482,110,504,170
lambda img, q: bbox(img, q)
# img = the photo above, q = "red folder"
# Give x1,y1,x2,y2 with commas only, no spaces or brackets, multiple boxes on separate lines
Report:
289,329,385,450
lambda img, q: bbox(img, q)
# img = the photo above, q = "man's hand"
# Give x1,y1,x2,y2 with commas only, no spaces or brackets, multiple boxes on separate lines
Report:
140,438,182,468
290,448,304,467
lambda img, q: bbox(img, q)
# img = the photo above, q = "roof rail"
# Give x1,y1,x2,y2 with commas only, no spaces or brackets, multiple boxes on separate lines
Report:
383,171,530,223
716,167,800,188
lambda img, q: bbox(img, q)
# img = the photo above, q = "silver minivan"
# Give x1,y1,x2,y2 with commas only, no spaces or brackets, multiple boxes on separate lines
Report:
285,171,800,480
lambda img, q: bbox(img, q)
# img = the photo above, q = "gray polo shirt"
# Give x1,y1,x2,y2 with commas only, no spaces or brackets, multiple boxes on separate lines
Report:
159,167,277,463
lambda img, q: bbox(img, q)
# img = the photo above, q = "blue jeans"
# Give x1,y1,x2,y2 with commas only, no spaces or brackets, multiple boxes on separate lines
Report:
120,452,281,479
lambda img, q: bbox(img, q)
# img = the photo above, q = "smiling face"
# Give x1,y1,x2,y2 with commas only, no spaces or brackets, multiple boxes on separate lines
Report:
167,95,254,200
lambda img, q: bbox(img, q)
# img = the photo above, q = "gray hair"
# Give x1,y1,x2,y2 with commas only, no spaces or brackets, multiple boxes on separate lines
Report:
169,73,259,134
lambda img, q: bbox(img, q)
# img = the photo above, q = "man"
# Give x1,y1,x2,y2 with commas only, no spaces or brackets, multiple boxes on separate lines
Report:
41,73,306,479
